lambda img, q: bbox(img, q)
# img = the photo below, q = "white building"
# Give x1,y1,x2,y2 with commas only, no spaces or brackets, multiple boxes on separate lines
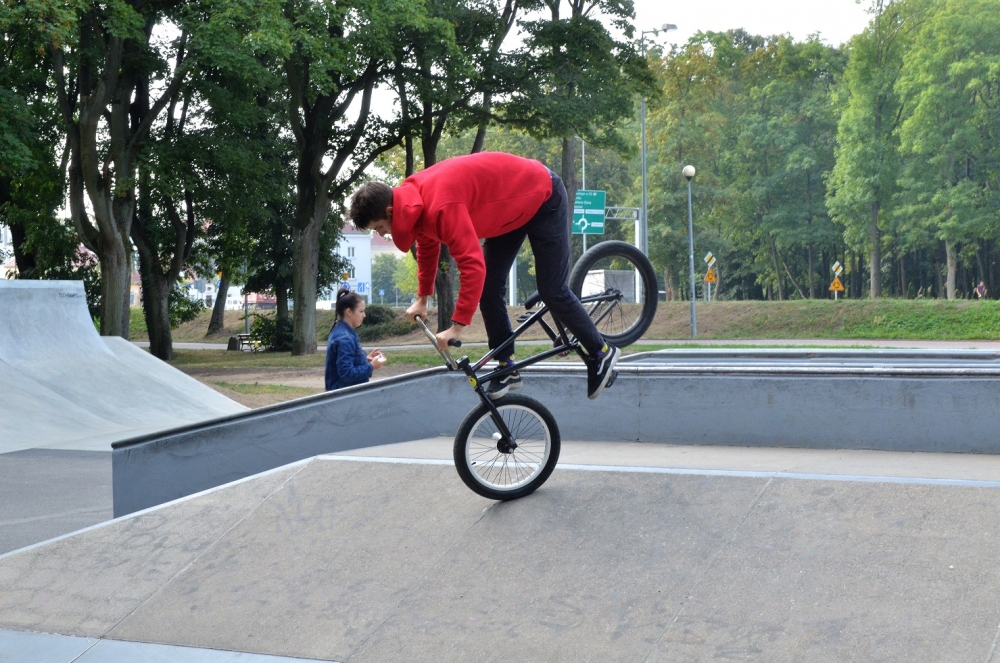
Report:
317,223,373,309
1,226,15,279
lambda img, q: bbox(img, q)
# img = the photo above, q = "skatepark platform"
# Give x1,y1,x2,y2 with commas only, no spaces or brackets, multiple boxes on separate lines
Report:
111,347,1000,516
6,440,1000,662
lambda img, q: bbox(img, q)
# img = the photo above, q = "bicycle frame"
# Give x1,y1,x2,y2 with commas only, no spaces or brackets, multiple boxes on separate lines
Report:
415,290,622,448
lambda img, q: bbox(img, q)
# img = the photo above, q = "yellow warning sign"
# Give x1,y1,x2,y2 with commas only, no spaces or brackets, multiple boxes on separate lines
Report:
704,267,717,283
829,276,845,292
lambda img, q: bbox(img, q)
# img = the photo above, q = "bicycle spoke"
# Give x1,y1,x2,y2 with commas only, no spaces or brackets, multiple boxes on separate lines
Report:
466,404,551,492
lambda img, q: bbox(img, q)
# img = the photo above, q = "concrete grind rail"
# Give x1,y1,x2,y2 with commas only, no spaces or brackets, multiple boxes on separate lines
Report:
5,452,1000,662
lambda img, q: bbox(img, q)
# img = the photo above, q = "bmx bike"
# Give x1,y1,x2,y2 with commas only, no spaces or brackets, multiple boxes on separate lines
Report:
415,240,658,501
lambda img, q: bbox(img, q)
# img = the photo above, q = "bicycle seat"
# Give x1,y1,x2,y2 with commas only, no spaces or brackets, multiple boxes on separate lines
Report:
524,291,541,309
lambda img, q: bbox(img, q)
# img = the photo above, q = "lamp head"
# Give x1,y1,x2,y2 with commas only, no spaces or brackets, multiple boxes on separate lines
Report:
663,24,677,31
683,165,696,180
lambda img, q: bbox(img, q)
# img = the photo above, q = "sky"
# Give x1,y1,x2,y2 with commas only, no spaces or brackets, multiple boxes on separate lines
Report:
632,0,873,49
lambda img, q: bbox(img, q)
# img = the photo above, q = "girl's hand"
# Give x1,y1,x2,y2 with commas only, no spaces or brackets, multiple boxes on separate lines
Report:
368,348,386,369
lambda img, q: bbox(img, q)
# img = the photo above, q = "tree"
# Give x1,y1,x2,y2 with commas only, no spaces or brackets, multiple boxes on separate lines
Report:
827,0,926,298
391,0,523,330
0,2,69,278
280,0,432,355
509,0,652,225
371,253,401,304
894,0,1000,299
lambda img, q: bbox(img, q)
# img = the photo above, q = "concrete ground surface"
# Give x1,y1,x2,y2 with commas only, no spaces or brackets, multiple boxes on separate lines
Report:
0,449,111,555
5,440,1000,662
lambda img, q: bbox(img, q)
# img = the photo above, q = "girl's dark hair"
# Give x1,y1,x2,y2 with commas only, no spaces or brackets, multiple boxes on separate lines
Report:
347,181,393,230
335,288,363,319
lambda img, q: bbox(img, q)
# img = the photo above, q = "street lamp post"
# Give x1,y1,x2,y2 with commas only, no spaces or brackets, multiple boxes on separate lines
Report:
640,23,677,256
683,165,697,337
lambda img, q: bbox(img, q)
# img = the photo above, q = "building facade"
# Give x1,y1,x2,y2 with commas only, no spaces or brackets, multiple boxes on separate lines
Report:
317,224,373,308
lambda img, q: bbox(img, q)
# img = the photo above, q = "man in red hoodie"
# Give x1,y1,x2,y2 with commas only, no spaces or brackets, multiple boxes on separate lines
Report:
347,152,620,400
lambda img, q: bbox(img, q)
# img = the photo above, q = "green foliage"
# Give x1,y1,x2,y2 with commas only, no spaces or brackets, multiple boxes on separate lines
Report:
168,285,205,328
249,312,293,351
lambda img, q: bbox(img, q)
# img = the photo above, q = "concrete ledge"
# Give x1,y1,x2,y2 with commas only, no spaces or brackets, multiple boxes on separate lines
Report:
112,360,1000,517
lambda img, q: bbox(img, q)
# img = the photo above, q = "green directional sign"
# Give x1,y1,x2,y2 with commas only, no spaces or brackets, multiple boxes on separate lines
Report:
572,190,606,235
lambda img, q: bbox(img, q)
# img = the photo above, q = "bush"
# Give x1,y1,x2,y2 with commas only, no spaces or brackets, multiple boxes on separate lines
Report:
250,313,293,351
357,307,416,342
363,304,396,326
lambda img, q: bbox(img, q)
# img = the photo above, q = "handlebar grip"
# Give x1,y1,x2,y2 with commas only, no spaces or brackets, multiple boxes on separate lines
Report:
448,339,462,347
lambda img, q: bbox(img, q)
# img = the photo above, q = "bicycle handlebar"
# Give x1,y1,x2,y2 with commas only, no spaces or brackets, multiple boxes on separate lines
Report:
414,315,459,370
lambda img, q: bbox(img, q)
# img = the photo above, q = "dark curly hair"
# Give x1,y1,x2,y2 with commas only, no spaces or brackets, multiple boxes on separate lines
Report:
347,181,393,230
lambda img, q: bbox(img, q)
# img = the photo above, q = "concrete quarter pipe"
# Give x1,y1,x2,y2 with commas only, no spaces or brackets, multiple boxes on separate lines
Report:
0,280,245,453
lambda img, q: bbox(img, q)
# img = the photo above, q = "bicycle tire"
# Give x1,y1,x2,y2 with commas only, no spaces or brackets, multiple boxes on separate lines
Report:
453,393,561,501
569,240,658,347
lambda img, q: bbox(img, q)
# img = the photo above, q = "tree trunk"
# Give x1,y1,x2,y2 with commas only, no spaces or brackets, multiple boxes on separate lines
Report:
869,201,881,298
99,238,133,338
291,221,322,355
207,275,229,336
807,245,815,299
945,239,957,299
138,253,174,360
935,257,944,299
561,136,578,231
899,253,907,299
435,245,457,332
7,220,37,275
276,282,290,327
769,239,784,301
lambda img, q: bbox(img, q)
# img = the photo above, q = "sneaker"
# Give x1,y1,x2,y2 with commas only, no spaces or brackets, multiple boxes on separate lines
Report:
487,370,522,400
587,346,620,399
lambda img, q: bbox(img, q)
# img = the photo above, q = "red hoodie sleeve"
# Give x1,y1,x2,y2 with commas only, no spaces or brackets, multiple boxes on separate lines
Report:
414,234,440,299
433,202,486,326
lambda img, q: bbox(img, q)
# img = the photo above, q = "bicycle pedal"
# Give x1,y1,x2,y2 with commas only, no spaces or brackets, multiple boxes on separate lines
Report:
516,313,532,323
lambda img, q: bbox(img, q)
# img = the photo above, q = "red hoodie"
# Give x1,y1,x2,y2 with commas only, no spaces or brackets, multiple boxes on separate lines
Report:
390,152,553,326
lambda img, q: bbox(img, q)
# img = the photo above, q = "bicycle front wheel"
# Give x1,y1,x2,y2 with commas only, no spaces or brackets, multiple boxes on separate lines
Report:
569,240,658,347
453,393,561,501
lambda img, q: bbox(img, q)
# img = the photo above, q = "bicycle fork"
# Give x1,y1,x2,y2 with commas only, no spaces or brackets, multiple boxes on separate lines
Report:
462,359,518,452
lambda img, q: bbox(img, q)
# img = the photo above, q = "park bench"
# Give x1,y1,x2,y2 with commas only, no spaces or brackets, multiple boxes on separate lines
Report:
229,333,261,353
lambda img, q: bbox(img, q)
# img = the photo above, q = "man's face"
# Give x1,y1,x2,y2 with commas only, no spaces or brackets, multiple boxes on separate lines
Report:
369,218,392,238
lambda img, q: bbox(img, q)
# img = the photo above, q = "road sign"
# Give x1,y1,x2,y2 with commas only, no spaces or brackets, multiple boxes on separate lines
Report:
572,190,606,235
832,261,843,276
379,289,385,297
705,267,717,283
829,276,844,292
704,252,716,267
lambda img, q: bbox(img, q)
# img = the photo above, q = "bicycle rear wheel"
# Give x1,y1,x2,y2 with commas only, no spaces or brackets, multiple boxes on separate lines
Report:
453,393,561,501
569,240,658,347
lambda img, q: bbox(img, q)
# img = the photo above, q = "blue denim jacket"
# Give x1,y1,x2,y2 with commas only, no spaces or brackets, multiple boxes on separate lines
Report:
325,320,373,390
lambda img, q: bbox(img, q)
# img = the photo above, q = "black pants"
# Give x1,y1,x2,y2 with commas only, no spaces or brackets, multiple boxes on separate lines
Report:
480,171,606,362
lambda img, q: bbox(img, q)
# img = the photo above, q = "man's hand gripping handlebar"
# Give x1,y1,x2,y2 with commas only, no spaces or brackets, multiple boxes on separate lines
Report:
414,315,462,370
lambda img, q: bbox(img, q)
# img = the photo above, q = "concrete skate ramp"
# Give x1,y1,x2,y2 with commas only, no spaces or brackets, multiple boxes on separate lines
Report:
5,453,1000,661
0,281,245,452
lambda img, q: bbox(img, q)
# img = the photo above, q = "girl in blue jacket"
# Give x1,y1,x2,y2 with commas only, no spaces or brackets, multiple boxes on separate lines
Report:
325,288,386,390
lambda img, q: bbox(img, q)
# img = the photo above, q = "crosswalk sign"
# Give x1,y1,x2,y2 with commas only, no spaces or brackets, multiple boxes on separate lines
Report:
704,267,717,283
829,276,844,292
